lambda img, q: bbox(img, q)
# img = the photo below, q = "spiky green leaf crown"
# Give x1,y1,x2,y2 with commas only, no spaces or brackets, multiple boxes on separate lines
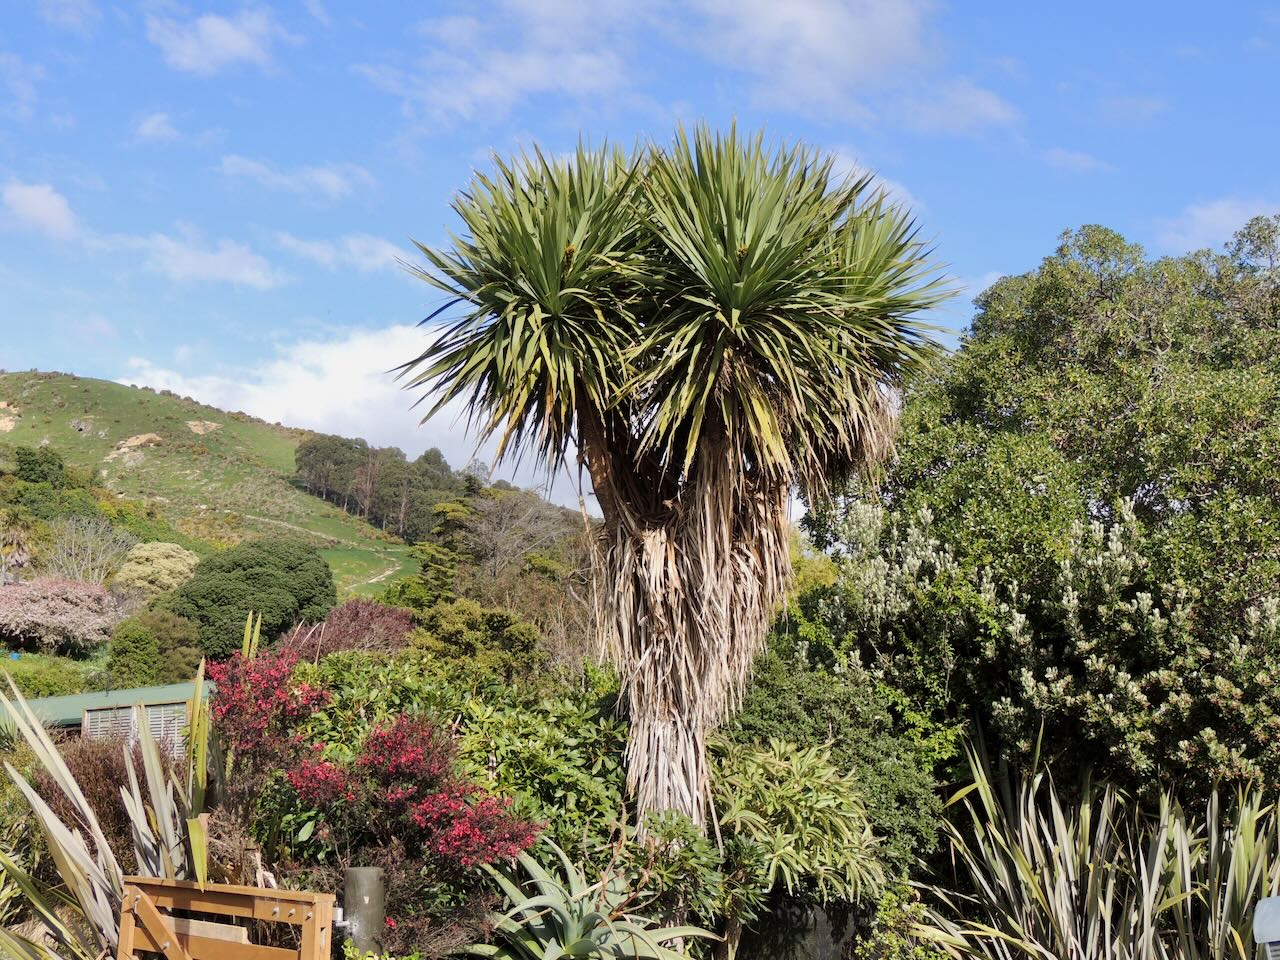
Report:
401,126,951,498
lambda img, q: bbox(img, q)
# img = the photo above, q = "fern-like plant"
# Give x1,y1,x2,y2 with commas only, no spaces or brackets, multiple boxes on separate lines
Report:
467,841,715,959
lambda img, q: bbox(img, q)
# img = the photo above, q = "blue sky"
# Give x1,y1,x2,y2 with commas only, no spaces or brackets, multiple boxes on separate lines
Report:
2,0,1279,484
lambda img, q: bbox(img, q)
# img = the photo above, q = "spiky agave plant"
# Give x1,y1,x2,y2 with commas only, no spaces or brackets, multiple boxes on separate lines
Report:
467,841,715,960
401,127,948,826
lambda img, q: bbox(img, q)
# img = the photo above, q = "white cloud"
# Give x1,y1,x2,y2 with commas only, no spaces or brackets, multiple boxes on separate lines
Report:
94,226,287,288
689,0,930,117
134,229,288,288
355,1,629,121
1043,146,1108,172
38,0,99,33
145,9,287,75
2,181,79,239
219,155,374,200
303,0,331,25
903,77,1018,134
0,53,43,120
1156,198,1277,252
135,111,180,142
117,325,588,504
276,232,406,273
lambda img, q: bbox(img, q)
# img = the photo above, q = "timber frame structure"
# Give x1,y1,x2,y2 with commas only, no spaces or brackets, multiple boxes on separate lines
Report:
115,876,335,960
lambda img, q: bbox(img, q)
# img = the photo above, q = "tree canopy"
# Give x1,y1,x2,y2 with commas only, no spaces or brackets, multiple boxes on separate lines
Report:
804,218,1280,793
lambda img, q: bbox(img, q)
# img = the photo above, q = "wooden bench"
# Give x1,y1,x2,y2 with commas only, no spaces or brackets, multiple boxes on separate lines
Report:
116,876,334,960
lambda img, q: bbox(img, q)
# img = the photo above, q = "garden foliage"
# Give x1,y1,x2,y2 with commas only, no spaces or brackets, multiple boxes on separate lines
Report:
0,577,118,655
114,540,200,597
160,537,336,657
804,221,1280,795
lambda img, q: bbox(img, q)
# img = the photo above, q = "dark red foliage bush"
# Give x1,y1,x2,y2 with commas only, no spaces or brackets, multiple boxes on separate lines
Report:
277,598,415,661
285,715,537,874
34,737,172,877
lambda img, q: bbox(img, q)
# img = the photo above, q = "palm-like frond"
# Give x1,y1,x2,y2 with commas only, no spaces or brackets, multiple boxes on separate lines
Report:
401,126,950,826
633,126,948,491
399,141,642,471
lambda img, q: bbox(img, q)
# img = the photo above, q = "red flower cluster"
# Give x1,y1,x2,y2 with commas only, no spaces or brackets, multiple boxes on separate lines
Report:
358,715,454,802
283,714,537,873
287,758,354,806
207,649,329,758
410,790,536,867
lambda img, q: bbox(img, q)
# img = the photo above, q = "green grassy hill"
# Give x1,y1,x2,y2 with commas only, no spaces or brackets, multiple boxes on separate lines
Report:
0,371,416,595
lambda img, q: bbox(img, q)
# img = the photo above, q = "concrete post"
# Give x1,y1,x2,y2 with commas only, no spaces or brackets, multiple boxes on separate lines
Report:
344,866,386,955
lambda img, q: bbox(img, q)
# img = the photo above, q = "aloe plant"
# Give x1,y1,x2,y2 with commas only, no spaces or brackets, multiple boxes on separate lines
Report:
467,841,715,959
0,669,210,960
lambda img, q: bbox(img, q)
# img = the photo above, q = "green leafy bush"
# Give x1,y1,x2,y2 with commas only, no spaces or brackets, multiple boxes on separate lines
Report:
2,652,98,697
801,222,1280,796
104,619,160,688
12,446,66,487
106,610,202,687
411,598,545,682
727,638,950,875
713,739,883,905
159,538,336,658
114,541,200,598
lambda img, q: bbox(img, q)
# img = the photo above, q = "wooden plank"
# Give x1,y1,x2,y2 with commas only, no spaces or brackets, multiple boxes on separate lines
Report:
171,916,250,943
116,898,136,960
131,924,298,960
124,876,334,905
130,886,194,960
122,886,332,925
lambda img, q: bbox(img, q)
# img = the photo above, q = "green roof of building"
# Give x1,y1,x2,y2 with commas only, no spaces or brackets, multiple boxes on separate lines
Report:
22,682,209,727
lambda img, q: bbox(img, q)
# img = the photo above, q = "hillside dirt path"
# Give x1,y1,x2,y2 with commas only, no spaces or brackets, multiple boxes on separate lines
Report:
243,513,350,546
351,558,403,590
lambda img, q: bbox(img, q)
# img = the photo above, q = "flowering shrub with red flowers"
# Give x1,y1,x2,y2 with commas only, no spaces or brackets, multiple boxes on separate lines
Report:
285,715,537,874
207,644,539,955
207,646,328,818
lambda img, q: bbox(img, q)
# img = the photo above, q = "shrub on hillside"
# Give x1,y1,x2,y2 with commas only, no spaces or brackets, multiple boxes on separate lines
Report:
411,598,545,682
106,609,203,688
12,447,65,487
277,597,415,661
115,541,200,598
0,578,117,655
159,538,336,658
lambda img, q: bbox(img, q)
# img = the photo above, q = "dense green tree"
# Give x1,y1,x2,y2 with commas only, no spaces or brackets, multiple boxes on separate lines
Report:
106,609,203,686
412,597,545,682
159,538,336,658
12,446,66,487
105,619,160,688
804,219,1280,794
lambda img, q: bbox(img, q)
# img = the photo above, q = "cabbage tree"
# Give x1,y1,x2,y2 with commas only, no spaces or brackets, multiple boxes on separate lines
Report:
401,127,946,825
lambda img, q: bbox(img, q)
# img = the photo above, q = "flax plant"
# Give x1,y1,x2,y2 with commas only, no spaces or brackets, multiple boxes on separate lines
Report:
400,126,948,825
0,673,210,960
929,746,1280,960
